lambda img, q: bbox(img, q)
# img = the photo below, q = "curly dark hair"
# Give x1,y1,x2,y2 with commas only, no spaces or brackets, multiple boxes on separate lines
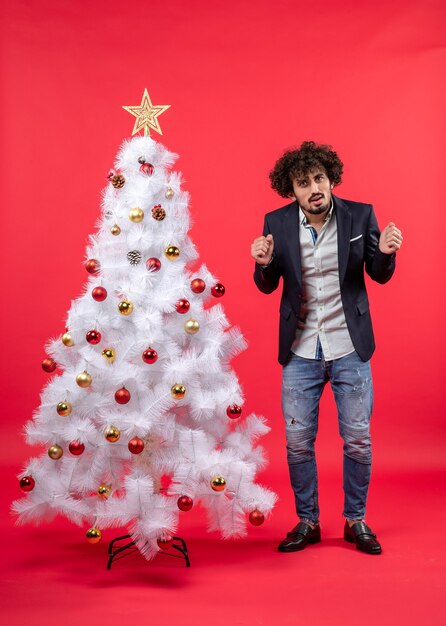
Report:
269,141,344,198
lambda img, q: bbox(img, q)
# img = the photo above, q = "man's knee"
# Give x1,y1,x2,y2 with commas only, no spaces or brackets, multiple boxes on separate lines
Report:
285,424,317,463
341,424,371,464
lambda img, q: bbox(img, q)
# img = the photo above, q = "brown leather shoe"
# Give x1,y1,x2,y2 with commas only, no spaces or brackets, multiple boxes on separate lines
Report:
344,520,382,554
278,521,321,552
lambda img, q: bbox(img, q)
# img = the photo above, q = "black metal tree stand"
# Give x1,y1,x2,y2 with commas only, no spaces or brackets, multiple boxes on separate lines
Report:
107,534,190,569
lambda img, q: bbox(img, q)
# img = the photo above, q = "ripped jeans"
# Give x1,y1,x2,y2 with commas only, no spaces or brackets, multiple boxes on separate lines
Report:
282,351,373,524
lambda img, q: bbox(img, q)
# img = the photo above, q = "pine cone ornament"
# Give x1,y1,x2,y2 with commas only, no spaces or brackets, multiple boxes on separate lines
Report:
152,205,166,221
111,174,125,188
127,250,142,266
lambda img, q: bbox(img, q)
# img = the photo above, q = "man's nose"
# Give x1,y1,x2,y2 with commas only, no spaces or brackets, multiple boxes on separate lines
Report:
310,180,320,193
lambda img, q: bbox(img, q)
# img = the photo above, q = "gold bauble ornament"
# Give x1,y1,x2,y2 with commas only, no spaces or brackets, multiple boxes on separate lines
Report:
57,401,72,416
118,300,134,315
86,527,102,544
210,475,226,492
62,332,74,346
76,371,92,388
97,484,112,500
184,319,200,334
102,348,116,363
171,384,186,400
165,187,174,200
129,207,144,223
105,425,121,442
164,245,180,260
111,224,121,236
48,444,63,460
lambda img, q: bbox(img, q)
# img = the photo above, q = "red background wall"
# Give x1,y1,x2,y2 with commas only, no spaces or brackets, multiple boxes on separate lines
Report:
2,0,444,471
1,1,445,624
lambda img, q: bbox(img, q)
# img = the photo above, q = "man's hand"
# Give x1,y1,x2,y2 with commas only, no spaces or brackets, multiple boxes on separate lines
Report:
379,222,403,254
251,234,275,265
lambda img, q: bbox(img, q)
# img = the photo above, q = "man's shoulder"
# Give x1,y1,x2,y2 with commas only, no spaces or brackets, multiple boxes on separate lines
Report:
265,200,297,220
335,196,373,213
263,196,374,222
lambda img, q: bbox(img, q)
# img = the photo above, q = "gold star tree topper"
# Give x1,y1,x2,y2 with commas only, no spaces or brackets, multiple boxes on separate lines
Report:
123,88,170,137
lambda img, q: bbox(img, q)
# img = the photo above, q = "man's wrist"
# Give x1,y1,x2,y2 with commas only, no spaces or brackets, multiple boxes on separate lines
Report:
377,246,396,257
257,256,274,269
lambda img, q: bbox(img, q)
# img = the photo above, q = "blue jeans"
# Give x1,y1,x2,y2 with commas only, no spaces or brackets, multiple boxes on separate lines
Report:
281,351,373,524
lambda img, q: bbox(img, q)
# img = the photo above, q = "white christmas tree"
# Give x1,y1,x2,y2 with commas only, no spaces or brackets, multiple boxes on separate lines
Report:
13,90,276,560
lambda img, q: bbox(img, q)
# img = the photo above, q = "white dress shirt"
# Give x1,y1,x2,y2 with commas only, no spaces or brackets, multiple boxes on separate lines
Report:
291,204,355,360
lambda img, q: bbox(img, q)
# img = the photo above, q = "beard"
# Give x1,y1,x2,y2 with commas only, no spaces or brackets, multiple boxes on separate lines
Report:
304,192,332,215
306,206,329,215
304,199,331,215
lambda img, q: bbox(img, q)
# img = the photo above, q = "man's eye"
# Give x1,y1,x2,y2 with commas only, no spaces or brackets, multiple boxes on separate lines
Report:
298,181,307,187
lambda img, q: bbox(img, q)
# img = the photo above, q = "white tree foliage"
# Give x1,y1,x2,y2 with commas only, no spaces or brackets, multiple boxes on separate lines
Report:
12,136,277,560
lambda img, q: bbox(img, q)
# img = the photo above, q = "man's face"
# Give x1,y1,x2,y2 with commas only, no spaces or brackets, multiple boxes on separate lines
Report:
290,167,332,215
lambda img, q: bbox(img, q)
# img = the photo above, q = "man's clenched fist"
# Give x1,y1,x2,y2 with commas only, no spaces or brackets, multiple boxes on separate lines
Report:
251,234,274,265
379,222,403,254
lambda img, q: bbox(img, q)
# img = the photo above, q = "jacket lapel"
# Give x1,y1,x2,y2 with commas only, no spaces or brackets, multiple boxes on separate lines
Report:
283,200,302,289
334,195,352,286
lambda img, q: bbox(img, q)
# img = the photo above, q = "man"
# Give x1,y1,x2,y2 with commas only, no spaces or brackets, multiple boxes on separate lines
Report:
251,141,402,555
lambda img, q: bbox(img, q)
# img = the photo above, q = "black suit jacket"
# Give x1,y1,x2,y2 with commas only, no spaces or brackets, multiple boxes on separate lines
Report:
253,195,396,364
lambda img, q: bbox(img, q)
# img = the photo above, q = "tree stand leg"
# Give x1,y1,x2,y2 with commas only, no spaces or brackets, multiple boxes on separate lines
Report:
107,534,190,569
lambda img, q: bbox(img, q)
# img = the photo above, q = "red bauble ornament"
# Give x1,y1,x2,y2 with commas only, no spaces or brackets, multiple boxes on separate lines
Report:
106,169,115,180
249,510,265,526
86,329,101,344
42,357,57,373
85,259,100,275
142,347,158,364
157,534,173,549
146,257,161,272
190,278,206,294
211,282,225,297
177,495,193,512
226,404,242,419
140,162,154,175
69,441,85,456
19,476,35,492
115,387,131,404
175,298,190,314
92,286,107,301
128,437,145,454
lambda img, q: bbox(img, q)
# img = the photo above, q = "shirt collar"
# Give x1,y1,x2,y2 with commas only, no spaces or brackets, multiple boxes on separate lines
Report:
299,198,334,226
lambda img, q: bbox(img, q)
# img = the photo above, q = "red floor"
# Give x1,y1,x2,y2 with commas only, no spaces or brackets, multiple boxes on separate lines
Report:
3,465,444,626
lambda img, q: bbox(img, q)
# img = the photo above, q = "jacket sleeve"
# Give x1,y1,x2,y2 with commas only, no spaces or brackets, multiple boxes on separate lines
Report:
365,205,396,284
253,214,281,294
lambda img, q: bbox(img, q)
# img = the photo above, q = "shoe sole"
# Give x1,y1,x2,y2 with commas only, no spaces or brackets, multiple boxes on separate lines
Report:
344,533,382,554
